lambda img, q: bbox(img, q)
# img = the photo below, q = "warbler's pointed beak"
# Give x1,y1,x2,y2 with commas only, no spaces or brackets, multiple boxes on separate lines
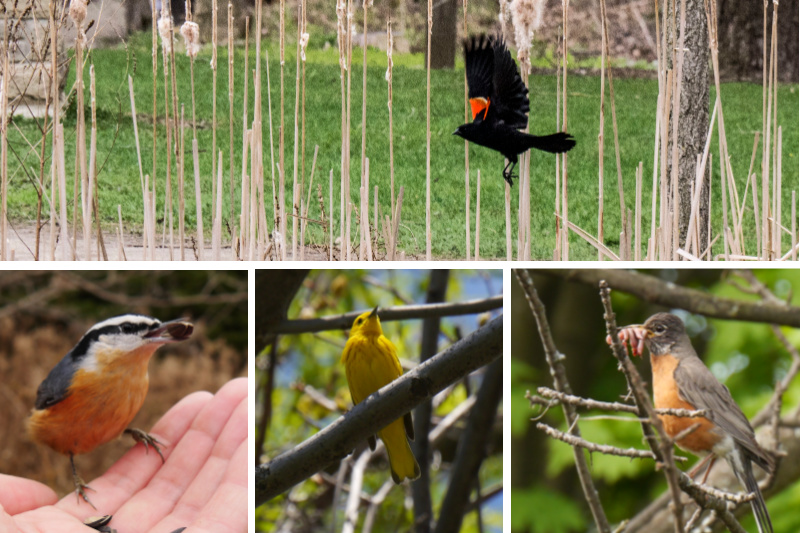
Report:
369,306,379,318
145,318,194,342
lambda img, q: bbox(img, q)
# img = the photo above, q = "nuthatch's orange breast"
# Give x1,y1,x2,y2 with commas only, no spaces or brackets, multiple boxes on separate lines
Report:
28,345,156,456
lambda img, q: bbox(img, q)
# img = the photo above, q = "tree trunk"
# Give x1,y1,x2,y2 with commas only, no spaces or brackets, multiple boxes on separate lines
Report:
430,0,457,69
665,0,709,255
717,0,798,83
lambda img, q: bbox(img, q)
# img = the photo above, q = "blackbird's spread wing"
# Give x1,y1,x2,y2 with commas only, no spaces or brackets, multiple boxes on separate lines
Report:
674,357,773,472
464,35,495,120
490,37,529,130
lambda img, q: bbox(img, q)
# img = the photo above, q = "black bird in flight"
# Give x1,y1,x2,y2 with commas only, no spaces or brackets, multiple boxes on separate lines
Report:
453,34,576,186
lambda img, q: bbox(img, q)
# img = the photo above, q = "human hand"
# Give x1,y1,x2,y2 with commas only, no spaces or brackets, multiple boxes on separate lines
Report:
2,378,247,533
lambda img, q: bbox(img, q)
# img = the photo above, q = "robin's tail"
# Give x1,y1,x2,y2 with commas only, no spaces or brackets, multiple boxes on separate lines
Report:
733,456,773,533
526,132,576,154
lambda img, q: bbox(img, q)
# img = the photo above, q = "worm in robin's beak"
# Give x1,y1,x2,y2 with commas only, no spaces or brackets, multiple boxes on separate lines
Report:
606,325,647,357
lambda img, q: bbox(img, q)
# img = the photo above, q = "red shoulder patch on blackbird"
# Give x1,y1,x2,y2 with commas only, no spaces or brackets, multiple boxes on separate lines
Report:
469,97,490,120
454,34,576,187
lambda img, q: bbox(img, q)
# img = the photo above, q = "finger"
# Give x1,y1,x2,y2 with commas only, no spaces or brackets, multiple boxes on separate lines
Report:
155,386,247,533
55,389,214,516
112,378,247,531
0,475,57,515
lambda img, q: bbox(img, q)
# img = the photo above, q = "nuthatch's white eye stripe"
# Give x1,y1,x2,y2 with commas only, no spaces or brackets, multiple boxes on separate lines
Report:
87,314,162,333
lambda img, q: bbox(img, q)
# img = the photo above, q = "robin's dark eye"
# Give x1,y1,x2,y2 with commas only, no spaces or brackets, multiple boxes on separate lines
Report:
654,325,666,333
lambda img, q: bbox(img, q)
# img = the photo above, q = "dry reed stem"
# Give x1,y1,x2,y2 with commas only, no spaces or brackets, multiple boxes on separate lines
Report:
228,1,235,231
505,182,512,261
129,77,145,192
635,162,642,261
390,187,404,261
386,20,395,224
462,2,470,261
359,0,369,260
179,105,186,260
560,216,619,260
292,0,302,260
425,0,432,260
474,169,481,260
791,191,796,260
597,0,607,260
0,48,7,261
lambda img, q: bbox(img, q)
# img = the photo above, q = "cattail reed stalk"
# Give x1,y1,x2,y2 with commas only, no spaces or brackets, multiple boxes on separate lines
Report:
474,169,481,260
210,0,219,228
56,124,72,260
791,191,796,260
386,20,395,222
228,1,235,232
87,66,99,260
561,2,569,261
292,0,302,260
179,105,186,259
390,186,404,260
117,205,127,260
425,0,432,261
505,183,512,260
0,48,7,261
279,0,286,259
329,169,334,260
159,5,175,259
597,0,606,260
359,0,371,260
336,0,347,260
213,150,223,259
635,162,642,261
462,1,470,261
129,77,145,192
300,145,319,260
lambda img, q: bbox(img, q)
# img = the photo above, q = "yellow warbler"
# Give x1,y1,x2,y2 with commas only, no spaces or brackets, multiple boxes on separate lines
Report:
341,308,421,483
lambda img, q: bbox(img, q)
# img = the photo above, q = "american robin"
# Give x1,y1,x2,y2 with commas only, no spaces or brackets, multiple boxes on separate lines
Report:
615,312,774,533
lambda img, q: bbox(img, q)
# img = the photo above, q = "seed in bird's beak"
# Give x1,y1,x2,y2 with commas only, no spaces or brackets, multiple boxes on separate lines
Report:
145,319,194,342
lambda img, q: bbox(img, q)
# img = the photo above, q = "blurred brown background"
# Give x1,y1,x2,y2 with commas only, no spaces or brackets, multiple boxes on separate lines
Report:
0,270,248,499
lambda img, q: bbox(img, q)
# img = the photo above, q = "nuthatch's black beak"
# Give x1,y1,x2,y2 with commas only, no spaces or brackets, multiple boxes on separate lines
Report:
146,318,194,342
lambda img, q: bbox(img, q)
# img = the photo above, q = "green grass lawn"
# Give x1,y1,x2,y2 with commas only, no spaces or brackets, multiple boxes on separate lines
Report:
5,31,797,259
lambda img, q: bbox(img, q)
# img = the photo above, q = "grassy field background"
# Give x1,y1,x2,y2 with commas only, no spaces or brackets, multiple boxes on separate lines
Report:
5,30,797,259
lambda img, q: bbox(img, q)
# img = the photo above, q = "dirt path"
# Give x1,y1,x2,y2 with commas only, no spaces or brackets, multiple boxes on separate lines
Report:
4,223,423,261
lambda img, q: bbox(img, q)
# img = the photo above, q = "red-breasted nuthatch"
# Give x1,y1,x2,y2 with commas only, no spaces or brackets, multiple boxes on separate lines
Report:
27,314,193,507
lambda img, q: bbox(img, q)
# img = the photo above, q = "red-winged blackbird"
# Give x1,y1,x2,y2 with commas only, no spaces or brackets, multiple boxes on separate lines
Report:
453,34,576,186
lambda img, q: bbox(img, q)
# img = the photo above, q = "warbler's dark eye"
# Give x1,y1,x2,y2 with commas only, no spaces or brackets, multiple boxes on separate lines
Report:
356,318,362,325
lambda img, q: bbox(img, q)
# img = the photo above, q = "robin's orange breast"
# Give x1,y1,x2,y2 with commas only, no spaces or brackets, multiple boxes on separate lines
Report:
650,353,722,455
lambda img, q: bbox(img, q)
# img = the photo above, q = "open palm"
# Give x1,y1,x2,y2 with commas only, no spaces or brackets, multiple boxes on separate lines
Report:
1,378,247,533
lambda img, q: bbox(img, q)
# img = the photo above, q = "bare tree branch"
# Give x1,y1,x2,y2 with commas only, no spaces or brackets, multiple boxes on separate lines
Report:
255,315,502,505
270,296,503,335
536,422,687,462
434,357,502,533
515,269,611,533
538,269,800,327
530,387,709,418
600,280,687,533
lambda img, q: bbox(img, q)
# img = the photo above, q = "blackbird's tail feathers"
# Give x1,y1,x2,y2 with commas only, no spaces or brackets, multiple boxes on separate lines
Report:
527,132,577,154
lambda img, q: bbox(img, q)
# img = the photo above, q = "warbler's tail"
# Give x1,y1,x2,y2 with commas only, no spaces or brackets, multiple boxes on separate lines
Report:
526,132,576,154
380,418,420,484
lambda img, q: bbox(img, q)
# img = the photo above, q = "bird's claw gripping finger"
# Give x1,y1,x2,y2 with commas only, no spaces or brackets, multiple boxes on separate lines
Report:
502,171,517,187
125,428,166,464
73,473,97,509
605,326,647,357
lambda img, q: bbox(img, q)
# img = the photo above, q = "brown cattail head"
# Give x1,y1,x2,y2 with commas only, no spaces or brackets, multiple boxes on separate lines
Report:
181,20,201,59
69,0,89,29
158,8,174,54
509,0,545,76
